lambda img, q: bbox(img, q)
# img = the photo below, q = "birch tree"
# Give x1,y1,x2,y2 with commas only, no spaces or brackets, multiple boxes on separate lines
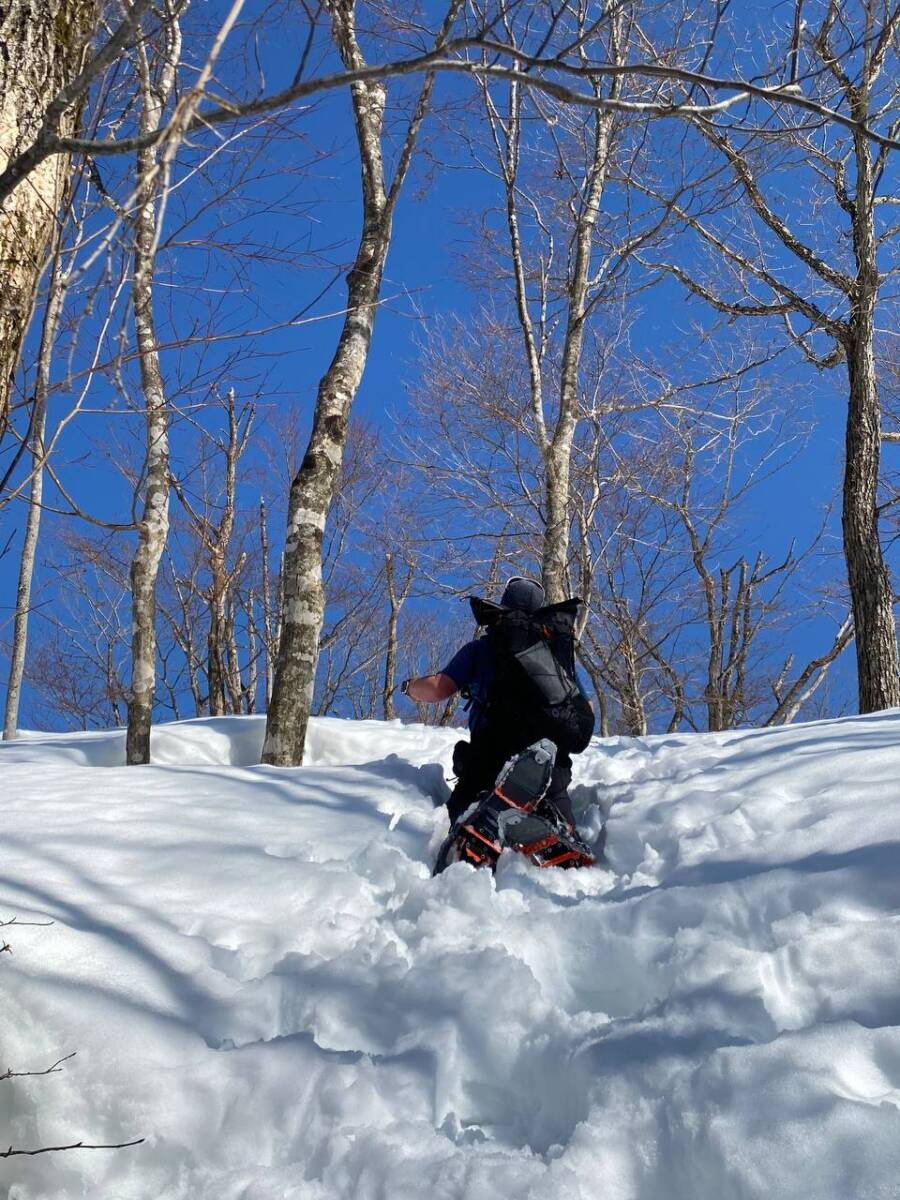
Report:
127,0,249,761
125,11,184,764
643,0,900,713
262,0,462,765
478,1,631,603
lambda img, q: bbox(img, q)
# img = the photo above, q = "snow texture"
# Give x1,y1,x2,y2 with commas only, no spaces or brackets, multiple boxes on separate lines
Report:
3,712,900,1198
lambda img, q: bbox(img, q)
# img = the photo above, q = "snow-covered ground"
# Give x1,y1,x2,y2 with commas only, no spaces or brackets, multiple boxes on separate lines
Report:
3,712,900,1199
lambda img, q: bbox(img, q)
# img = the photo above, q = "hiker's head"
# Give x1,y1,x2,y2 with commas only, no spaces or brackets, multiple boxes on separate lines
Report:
501,576,544,613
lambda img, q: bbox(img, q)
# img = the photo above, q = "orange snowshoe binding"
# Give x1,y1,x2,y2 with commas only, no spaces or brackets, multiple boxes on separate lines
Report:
433,739,595,874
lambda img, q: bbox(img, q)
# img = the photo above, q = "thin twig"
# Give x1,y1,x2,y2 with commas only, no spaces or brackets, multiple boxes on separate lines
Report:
1,1052,76,1081
1,1137,145,1158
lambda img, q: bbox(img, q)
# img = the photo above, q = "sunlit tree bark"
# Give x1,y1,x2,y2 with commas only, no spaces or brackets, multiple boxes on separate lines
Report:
126,17,182,764
262,0,460,765
0,0,98,439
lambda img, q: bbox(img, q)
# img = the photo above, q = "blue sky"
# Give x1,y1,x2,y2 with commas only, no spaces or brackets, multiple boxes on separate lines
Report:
5,0,893,727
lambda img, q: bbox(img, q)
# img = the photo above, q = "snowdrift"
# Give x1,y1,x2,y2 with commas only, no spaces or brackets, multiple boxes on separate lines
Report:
2,713,900,1199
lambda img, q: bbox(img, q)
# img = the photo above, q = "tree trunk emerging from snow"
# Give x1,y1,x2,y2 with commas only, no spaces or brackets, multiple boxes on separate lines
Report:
126,27,181,765
262,0,454,766
0,0,97,440
263,62,387,764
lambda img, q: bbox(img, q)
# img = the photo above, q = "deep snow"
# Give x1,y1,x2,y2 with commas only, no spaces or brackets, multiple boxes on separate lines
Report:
2,712,900,1199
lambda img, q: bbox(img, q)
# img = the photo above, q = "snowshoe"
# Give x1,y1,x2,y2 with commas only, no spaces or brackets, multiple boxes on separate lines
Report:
433,739,595,875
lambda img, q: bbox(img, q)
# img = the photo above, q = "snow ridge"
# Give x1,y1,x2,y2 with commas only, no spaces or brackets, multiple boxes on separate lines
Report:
3,713,900,1199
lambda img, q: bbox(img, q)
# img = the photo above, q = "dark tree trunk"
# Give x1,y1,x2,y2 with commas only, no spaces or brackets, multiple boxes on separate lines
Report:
842,121,900,713
843,336,900,711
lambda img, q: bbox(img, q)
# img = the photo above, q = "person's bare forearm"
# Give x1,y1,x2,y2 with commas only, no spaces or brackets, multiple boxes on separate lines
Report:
402,673,458,703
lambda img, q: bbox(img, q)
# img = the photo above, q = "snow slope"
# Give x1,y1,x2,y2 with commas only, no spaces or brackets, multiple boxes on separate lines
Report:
2,712,900,1199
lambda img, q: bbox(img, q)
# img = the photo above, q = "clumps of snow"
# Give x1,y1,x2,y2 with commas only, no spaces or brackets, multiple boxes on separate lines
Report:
3,712,900,1198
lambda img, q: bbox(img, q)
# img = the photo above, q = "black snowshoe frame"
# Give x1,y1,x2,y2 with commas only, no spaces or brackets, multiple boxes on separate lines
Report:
434,739,595,875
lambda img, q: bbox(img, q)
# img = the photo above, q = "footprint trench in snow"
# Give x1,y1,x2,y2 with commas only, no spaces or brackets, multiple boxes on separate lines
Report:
3,711,900,1200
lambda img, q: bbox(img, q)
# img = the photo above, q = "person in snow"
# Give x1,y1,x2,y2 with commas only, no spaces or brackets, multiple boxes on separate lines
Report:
401,576,592,829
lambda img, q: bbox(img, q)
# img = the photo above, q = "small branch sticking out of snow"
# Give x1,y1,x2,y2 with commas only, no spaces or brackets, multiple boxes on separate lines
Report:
1,1051,76,1081
1,1137,145,1158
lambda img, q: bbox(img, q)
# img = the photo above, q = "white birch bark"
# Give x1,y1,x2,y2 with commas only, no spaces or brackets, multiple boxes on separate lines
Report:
125,21,181,764
542,95,616,603
262,0,456,765
490,4,623,604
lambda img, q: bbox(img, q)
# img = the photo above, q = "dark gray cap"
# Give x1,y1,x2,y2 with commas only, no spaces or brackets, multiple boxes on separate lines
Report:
501,575,545,613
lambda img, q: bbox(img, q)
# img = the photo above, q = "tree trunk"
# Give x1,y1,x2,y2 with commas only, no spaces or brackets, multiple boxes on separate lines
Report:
0,0,97,438
382,552,414,720
844,336,900,710
244,589,259,712
842,121,900,713
259,498,274,705
225,592,243,712
382,553,399,721
207,558,229,716
261,0,448,764
262,6,389,766
126,31,179,764
3,421,45,739
3,230,67,739
541,61,617,604
620,638,647,737
262,224,386,762
578,645,610,737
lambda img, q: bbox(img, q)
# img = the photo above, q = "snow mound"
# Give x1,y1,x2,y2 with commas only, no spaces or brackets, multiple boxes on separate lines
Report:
3,712,900,1198
3,714,456,773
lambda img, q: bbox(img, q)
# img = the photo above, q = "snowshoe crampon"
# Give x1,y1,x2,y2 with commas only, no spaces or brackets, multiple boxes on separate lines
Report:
433,739,595,875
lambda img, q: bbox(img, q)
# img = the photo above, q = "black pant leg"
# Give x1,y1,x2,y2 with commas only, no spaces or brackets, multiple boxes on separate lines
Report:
544,765,574,826
446,734,513,824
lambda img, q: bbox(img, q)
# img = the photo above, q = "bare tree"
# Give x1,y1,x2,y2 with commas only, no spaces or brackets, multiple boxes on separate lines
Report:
126,7,185,764
258,498,275,706
3,0,898,220
22,529,130,730
642,0,900,712
262,0,462,765
476,1,635,602
170,389,254,716
612,374,852,731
